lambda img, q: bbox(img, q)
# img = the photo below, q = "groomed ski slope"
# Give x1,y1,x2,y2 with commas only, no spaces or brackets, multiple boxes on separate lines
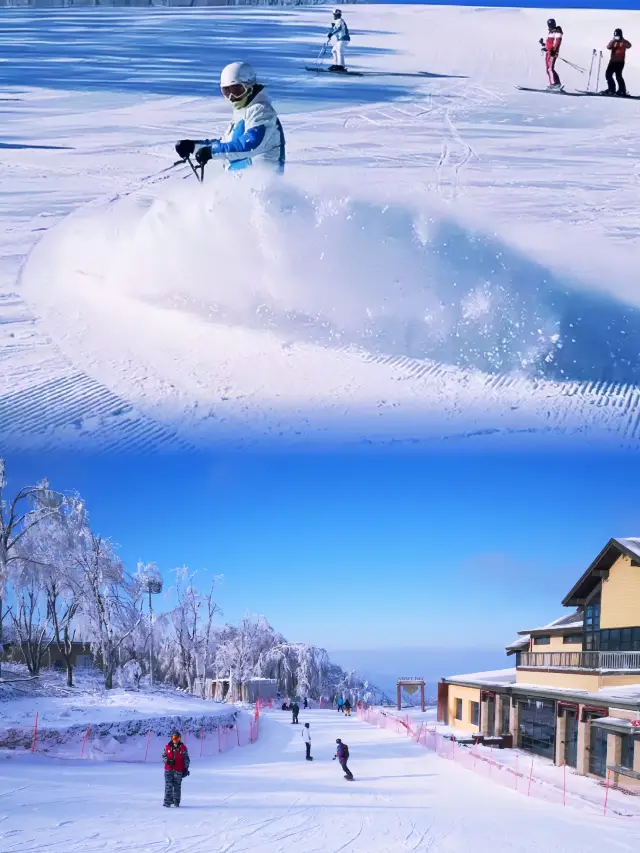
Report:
0,709,636,853
4,5,640,451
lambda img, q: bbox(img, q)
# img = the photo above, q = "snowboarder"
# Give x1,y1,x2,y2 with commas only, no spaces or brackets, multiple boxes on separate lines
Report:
162,730,190,808
302,722,313,760
539,18,563,89
605,29,632,96
327,9,351,72
344,699,352,717
333,738,354,780
291,701,300,724
174,62,285,175
337,697,344,713
282,701,289,711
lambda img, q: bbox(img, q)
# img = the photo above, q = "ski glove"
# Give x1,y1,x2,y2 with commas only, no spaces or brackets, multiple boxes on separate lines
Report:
183,769,190,777
195,145,213,166
175,140,196,160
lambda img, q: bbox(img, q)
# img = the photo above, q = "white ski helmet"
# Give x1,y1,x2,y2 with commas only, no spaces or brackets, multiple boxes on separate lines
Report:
220,61,257,89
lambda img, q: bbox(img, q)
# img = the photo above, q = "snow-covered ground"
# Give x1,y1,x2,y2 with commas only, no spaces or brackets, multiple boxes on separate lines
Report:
1,707,637,852
4,5,640,451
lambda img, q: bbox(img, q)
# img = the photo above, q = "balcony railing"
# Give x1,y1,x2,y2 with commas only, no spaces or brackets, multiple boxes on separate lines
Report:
519,651,640,671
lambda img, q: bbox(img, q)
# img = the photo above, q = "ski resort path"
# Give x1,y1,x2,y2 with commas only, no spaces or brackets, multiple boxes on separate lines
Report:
0,709,636,852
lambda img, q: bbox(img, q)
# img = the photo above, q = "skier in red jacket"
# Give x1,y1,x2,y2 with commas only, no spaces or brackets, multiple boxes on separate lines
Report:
539,18,564,89
162,730,190,807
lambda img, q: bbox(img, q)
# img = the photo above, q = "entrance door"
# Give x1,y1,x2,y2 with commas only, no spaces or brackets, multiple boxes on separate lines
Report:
564,709,578,768
589,724,608,777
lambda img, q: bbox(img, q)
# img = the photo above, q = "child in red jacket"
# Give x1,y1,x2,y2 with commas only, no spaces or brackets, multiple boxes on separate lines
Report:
162,730,190,807
606,29,632,96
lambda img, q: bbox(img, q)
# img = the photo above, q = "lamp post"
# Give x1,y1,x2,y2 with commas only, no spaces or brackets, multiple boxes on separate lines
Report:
143,577,163,687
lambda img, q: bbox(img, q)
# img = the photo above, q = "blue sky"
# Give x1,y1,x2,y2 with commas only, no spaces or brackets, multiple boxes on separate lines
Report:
6,449,640,663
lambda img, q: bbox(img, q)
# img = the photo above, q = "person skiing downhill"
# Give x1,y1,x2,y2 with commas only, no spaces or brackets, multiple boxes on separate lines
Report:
539,18,563,89
162,730,190,807
302,722,313,760
344,699,352,717
333,738,354,780
175,62,285,175
291,701,300,724
605,29,632,96
327,9,351,72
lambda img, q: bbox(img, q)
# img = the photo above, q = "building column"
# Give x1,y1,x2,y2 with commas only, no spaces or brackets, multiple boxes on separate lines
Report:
496,695,508,736
481,698,491,735
555,711,567,767
576,712,589,776
511,699,520,744
397,683,401,711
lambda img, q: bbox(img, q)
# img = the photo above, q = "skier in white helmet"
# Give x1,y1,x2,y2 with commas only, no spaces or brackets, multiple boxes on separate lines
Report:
175,62,285,174
327,9,351,72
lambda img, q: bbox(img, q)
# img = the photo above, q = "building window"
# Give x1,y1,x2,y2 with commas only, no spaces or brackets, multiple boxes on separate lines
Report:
533,636,550,645
470,701,479,727
455,698,463,720
563,634,583,644
621,734,636,770
518,698,556,759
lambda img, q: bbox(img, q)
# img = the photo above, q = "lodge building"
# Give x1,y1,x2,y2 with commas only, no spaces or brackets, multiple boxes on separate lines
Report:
437,538,640,792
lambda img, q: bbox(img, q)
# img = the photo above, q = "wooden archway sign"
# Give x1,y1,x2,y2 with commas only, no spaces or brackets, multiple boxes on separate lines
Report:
397,677,425,713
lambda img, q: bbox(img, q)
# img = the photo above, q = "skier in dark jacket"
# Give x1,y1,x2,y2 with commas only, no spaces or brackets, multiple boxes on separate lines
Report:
291,701,300,724
333,738,354,780
605,29,632,95
344,699,352,717
162,730,190,807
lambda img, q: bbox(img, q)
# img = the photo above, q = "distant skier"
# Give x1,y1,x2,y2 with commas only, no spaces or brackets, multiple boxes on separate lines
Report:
162,730,190,808
327,9,351,73
539,18,563,89
605,29,632,96
291,701,300,724
302,722,313,760
303,697,308,709
344,699,352,717
337,697,344,713
333,738,354,780
175,61,285,175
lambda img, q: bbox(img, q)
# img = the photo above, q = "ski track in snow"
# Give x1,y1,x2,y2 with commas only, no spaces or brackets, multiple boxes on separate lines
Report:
1,710,636,853
3,6,640,451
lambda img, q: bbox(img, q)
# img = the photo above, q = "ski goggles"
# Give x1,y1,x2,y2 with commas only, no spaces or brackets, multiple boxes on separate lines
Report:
171,734,181,741
221,83,248,101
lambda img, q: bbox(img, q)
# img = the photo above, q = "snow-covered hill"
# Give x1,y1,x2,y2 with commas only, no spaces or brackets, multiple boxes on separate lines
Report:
3,5,640,450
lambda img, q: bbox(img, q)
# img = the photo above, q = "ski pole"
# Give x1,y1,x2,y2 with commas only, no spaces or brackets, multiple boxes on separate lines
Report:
586,49,596,91
596,51,603,92
317,41,329,69
185,155,203,183
559,57,585,73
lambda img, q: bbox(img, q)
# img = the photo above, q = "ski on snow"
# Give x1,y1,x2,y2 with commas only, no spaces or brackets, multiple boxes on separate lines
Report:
516,86,640,99
305,66,364,77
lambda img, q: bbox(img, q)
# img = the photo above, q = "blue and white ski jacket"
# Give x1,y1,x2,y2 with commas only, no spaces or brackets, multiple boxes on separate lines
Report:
197,86,285,174
329,19,350,42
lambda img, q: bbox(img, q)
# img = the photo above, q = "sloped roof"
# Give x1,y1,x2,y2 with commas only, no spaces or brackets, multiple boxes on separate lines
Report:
505,635,530,654
563,538,640,607
518,610,583,636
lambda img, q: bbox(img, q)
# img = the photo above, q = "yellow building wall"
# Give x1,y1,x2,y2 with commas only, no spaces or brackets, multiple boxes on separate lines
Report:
601,554,640,629
447,684,481,733
528,637,582,652
599,674,640,688
516,669,601,691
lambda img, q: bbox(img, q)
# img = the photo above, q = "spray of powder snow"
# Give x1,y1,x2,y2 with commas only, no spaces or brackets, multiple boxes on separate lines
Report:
102,174,562,376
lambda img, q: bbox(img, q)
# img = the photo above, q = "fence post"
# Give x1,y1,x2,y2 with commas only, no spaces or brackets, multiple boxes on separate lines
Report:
563,761,566,807
527,756,535,796
217,724,221,753
235,720,240,747
31,712,39,753
80,723,90,757
603,768,611,816
515,753,518,791
183,727,187,744
144,728,152,762
200,727,205,758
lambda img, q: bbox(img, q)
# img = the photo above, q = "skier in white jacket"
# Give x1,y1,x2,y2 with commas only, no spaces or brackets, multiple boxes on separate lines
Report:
327,9,351,72
175,62,285,175
302,723,312,761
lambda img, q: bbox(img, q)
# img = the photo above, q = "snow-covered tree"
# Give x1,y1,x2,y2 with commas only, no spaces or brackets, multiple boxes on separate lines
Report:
0,460,64,676
256,641,330,699
73,531,141,689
